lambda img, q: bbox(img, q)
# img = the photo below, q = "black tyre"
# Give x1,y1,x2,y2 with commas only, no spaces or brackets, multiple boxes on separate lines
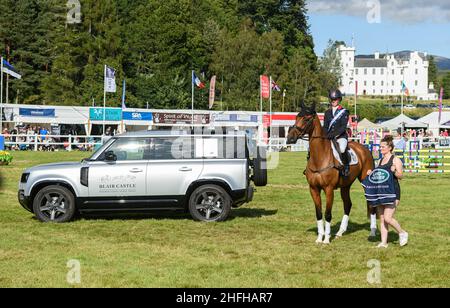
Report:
188,185,232,222
253,146,268,187
33,185,76,223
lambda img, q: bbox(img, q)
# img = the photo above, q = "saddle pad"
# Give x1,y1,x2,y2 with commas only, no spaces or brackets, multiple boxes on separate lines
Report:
331,143,359,166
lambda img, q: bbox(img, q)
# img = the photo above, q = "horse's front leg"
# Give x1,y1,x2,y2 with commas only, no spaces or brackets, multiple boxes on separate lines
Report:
309,186,324,243
324,186,335,244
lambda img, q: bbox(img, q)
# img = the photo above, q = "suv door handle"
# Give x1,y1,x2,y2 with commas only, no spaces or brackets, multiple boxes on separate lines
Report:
179,167,192,172
130,168,144,173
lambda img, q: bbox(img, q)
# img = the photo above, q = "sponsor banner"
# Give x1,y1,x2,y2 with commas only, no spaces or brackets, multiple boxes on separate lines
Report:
213,113,258,123
439,138,450,147
19,108,55,118
263,113,325,127
89,108,122,121
209,76,216,109
122,111,153,122
153,113,210,125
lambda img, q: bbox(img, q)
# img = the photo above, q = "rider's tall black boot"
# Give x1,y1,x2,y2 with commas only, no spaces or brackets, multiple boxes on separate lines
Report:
340,152,350,177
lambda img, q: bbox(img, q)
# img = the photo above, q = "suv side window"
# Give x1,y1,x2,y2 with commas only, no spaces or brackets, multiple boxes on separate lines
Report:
202,136,247,159
148,137,194,160
102,138,149,161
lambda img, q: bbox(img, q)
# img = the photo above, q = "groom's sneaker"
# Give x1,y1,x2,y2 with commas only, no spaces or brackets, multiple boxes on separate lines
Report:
376,243,388,249
399,232,409,247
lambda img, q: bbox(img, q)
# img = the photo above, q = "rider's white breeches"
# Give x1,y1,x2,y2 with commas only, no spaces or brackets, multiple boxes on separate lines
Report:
337,138,348,154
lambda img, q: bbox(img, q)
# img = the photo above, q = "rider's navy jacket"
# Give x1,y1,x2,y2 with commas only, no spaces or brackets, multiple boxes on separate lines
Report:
323,105,349,140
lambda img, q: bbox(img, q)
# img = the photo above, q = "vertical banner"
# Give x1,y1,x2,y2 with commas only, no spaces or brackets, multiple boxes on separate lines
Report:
209,75,216,110
122,79,126,109
104,66,117,93
439,87,444,123
260,75,270,99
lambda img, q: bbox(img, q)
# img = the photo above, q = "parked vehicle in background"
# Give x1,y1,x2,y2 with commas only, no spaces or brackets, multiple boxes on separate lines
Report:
18,131,268,223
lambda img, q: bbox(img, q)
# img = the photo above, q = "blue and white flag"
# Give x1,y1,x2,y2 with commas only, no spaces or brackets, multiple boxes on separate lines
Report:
104,66,116,93
361,168,397,207
2,58,22,79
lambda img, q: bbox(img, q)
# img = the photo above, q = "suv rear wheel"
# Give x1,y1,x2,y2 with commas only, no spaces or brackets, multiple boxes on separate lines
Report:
188,185,232,222
33,185,76,223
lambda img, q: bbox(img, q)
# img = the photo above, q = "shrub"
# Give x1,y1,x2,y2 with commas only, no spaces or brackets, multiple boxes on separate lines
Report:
0,151,13,165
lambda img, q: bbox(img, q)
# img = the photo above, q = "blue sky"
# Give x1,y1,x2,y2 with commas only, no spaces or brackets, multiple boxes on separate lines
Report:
307,1,450,58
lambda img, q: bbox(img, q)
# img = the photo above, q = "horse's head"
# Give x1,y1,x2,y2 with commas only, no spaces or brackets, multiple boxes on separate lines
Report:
286,102,317,144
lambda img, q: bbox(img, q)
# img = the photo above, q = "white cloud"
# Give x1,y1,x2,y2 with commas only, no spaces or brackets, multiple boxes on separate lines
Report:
307,0,450,24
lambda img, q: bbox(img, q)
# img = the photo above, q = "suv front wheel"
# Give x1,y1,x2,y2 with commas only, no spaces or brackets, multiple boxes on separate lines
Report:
188,185,232,222
33,185,76,223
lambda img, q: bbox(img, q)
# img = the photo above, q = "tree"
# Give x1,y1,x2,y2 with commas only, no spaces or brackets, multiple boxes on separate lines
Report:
442,72,450,100
318,39,343,95
281,48,319,111
428,55,439,90
0,0,318,109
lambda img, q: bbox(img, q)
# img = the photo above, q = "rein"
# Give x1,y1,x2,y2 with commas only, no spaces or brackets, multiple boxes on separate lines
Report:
293,115,339,174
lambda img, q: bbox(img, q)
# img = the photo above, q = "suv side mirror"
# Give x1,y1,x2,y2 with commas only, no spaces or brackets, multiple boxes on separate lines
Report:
105,150,117,162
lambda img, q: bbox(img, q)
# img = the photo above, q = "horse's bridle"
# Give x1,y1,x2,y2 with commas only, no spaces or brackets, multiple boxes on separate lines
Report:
292,114,325,141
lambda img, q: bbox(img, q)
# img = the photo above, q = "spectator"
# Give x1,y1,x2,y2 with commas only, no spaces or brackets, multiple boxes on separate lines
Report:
40,127,49,141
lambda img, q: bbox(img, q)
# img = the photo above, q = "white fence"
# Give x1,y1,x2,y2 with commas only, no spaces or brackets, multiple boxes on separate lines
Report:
3,133,449,154
3,134,104,151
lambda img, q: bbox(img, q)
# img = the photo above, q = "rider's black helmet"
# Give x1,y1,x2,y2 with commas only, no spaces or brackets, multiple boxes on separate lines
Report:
329,89,343,101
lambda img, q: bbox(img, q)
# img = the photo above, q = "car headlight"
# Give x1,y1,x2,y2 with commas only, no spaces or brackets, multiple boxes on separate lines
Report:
20,173,30,183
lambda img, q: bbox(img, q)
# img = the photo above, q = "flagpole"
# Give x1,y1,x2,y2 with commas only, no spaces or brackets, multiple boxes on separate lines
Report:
103,65,106,136
191,70,194,127
0,57,3,132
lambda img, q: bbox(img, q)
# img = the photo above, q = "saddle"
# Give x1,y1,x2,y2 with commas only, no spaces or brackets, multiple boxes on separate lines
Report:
330,140,359,167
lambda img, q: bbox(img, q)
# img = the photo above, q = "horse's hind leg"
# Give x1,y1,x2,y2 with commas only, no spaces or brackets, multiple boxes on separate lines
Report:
369,204,378,237
336,186,352,238
309,186,324,243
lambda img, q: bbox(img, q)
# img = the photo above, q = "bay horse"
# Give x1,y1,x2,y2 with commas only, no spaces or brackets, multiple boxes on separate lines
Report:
286,103,377,244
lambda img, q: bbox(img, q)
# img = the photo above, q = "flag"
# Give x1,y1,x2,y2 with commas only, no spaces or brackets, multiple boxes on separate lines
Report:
122,79,126,109
209,75,216,109
439,87,444,123
401,81,409,96
192,71,205,89
260,75,270,99
1,58,22,79
104,66,116,93
271,80,281,92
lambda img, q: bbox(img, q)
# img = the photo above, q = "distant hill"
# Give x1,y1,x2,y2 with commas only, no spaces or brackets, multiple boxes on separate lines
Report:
356,50,450,71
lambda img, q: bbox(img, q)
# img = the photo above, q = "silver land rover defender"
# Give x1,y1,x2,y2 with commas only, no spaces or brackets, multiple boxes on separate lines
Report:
18,131,267,222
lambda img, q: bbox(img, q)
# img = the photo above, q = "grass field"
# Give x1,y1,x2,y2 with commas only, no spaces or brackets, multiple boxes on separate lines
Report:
0,151,449,288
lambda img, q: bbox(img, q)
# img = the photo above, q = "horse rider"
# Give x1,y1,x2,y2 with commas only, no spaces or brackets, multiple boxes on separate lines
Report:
324,89,350,177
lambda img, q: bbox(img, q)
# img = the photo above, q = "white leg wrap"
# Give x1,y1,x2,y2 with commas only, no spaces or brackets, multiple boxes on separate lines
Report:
316,220,324,243
370,214,377,229
370,214,377,237
323,222,331,244
325,222,331,236
317,220,325,235
336,215,349,237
